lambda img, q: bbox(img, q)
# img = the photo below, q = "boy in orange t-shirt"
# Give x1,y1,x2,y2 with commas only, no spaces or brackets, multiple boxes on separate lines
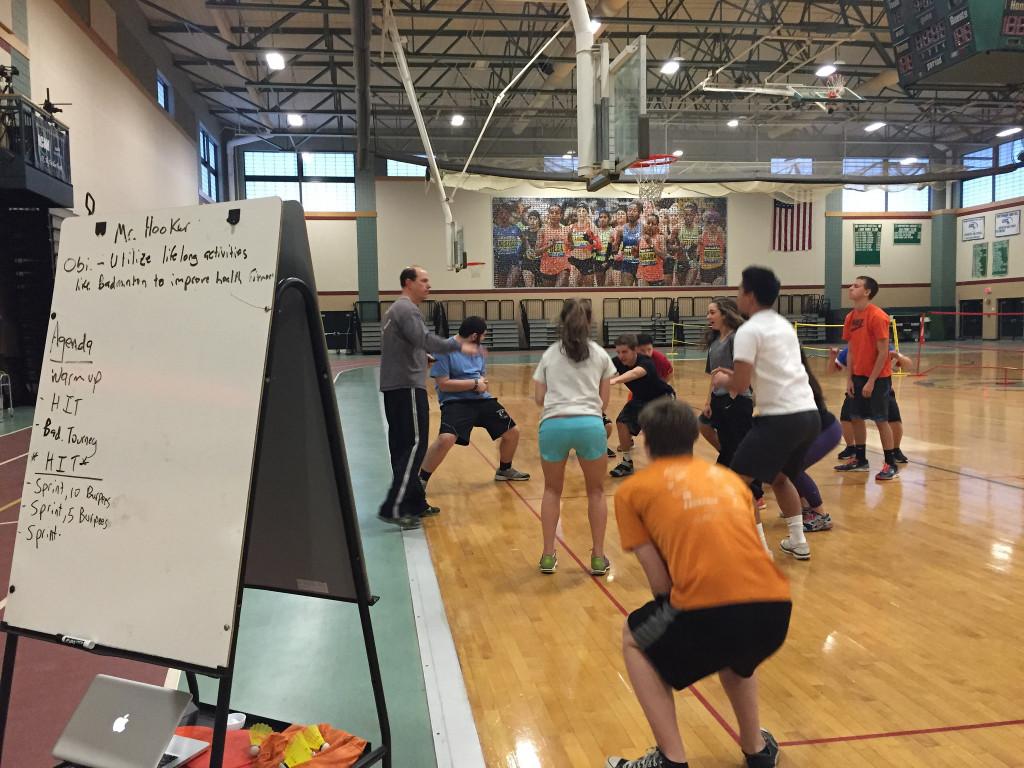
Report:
606,399,790,768
835,276,899,481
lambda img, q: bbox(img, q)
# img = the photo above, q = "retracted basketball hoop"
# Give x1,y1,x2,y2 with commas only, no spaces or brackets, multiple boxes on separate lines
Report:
629,154,677,205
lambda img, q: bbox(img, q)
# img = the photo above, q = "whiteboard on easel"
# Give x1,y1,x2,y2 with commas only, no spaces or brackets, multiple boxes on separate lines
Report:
4,197,283,670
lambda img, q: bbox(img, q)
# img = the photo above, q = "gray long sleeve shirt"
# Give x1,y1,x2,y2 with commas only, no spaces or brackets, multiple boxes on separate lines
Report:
379,296,460,391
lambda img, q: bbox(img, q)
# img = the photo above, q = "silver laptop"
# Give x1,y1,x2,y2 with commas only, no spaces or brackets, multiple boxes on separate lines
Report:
53,675,209,768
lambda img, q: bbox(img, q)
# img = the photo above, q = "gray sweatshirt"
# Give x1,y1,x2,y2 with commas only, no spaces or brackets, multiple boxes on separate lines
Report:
379,296,459,391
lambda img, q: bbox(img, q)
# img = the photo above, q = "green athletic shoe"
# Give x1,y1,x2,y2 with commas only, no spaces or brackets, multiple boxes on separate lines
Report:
538,553,557,574
590,555,611,576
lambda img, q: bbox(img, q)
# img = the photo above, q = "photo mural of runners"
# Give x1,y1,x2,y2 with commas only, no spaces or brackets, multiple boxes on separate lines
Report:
491,196,728,288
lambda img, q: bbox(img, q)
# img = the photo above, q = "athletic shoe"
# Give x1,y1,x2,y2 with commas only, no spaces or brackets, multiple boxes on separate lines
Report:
590,555,611,576
780,537,811,560
606,747,669,768
834,458,870,472
610,460,634,478
421,504,441,516
803,511,833,532
607,448,617,459
893,449,909,464
836,445,857,460
377,513,421,530
538,553,557,574
755,497,767,512
875,463,899,481
744,729,780,768
494,467,531,481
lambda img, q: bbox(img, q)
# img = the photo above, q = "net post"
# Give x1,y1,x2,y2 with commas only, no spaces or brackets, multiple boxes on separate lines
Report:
917,312,925,373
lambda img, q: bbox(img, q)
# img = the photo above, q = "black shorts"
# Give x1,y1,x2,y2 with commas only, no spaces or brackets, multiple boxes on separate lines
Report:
496,255,522,274
615,260,639,277
439,398,515,446
700,266,725,284
569,256,597,275
628,598,792,690
841,389,901,423
662,256,676,276
617,394,673,436
521,259,541,275
850,376,892,423
731,410,820,483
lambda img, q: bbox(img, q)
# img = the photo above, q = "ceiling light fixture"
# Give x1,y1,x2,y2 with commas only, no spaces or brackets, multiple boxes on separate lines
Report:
864,121,886,133
286,113,303,127
815,63,837,78
900,156,920,165
997,126,1023,138
672,149,684,157
727,118,740,128
660,60,681,76
589,19,602,34
265,52,286,71
451,114,465,127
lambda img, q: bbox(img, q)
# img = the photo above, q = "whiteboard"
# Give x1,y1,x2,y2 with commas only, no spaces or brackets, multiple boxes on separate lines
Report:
5,197,283,669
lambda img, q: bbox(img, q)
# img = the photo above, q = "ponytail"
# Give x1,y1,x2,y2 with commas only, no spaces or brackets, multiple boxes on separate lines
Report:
560,299,592,363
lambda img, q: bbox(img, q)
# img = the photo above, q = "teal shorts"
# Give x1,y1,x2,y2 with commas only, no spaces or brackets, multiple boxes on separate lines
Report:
538,415,607,462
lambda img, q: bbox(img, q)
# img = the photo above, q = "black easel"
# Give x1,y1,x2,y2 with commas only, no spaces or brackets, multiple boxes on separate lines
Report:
0,202,390,768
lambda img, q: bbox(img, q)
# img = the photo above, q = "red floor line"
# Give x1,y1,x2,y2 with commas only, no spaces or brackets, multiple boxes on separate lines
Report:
778,718,1024,747
466,441,739,745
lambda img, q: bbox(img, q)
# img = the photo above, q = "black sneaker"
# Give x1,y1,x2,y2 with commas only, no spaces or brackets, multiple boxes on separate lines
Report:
836,445,857,460
744,729,780,768
377,513,421,529
422,504,441,516
606,747,668,768
893,449,909,464
610,460,634,478
607,448,617,459
834,458,870,472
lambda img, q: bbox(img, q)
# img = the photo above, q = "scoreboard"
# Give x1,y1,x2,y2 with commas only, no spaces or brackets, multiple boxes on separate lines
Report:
886,0,1024,87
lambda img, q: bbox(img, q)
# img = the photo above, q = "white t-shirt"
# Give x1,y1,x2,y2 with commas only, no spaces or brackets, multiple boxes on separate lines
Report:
533,340,616,422
732,309,816,416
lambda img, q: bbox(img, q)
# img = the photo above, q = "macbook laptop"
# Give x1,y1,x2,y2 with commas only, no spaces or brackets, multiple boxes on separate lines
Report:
53,674,209,768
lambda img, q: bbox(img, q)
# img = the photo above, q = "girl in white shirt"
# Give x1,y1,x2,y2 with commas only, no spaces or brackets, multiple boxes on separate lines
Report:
532,299,616,576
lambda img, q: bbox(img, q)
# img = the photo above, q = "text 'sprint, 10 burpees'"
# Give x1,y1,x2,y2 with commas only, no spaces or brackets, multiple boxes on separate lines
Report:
6,197,283,669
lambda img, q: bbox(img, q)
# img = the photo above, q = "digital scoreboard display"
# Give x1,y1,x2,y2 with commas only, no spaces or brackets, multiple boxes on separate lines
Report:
886,0,1024,86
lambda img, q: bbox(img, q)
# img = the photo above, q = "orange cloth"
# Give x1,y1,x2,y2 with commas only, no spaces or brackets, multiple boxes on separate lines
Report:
842,304,892,378
614,456,790,611
538,224,570,276
173,723,368,768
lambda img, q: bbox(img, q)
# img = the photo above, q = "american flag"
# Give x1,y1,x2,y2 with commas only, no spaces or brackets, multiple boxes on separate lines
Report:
772,199,813,252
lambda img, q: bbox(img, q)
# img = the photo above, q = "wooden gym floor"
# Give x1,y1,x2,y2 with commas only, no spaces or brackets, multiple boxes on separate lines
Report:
417,343,1024,767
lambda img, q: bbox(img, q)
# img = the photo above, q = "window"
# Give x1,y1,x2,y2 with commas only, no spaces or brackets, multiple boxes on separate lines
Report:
771,158,813,175
242,150,356,212
199,127,219,202
386,159,427,177
960,140,1024,207
842,157,930,211
156,73,171,113
544,155,578,173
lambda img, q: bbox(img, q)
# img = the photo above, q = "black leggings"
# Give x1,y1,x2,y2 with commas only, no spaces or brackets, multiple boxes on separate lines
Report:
711,394,763,500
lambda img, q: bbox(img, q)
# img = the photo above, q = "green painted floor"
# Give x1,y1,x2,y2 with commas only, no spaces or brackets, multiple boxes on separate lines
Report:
191,365,435,765
0,406,33,436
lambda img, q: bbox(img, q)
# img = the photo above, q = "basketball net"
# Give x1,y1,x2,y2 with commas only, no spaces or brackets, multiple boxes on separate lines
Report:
825,73,847,100
630,155,677,205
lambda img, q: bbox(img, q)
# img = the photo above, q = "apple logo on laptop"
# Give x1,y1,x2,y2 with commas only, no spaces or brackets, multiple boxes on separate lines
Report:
112,714,130,734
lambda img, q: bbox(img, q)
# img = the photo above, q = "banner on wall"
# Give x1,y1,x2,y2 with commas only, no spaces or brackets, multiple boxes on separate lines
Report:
853,224,882,265
972,242,988,278
490,196,727,288
962,216,985,241
893,223,922,245
995,210,1020,238
992,240,1009,277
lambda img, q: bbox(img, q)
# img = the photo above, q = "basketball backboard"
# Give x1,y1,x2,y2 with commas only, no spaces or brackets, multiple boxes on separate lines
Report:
595,35,649,179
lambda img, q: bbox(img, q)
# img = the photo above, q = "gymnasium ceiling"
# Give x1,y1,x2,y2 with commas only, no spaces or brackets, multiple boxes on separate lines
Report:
136,0,1024,175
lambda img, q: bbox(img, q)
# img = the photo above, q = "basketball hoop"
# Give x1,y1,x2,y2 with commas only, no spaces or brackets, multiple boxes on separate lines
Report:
825,73,847,100
629,154,677,206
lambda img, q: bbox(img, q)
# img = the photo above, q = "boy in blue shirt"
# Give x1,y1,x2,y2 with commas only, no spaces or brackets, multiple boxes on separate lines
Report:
418,317,530,497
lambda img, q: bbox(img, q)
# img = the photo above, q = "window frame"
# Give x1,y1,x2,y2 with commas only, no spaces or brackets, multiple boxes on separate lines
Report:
959,139,1024,208
156,72,172,114
199,126,219,202
242,150,356,212
841,157,931,212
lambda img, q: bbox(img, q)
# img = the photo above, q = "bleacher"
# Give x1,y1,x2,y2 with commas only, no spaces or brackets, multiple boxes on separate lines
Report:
520,299,599,349
435,299,521,350
603,298,675,347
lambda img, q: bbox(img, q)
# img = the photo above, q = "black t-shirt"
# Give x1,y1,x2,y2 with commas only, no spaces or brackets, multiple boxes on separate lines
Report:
613,354,674,402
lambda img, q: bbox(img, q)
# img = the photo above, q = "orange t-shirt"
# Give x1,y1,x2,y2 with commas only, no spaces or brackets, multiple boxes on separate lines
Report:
614,456,791,611
842,304,892,378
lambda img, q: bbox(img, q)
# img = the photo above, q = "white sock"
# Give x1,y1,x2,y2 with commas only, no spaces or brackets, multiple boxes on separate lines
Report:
756,523,769,552
786,516,807,546
621,450,632,462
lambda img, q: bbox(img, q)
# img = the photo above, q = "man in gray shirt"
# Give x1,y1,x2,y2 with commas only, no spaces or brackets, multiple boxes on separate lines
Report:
378,266,477,528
